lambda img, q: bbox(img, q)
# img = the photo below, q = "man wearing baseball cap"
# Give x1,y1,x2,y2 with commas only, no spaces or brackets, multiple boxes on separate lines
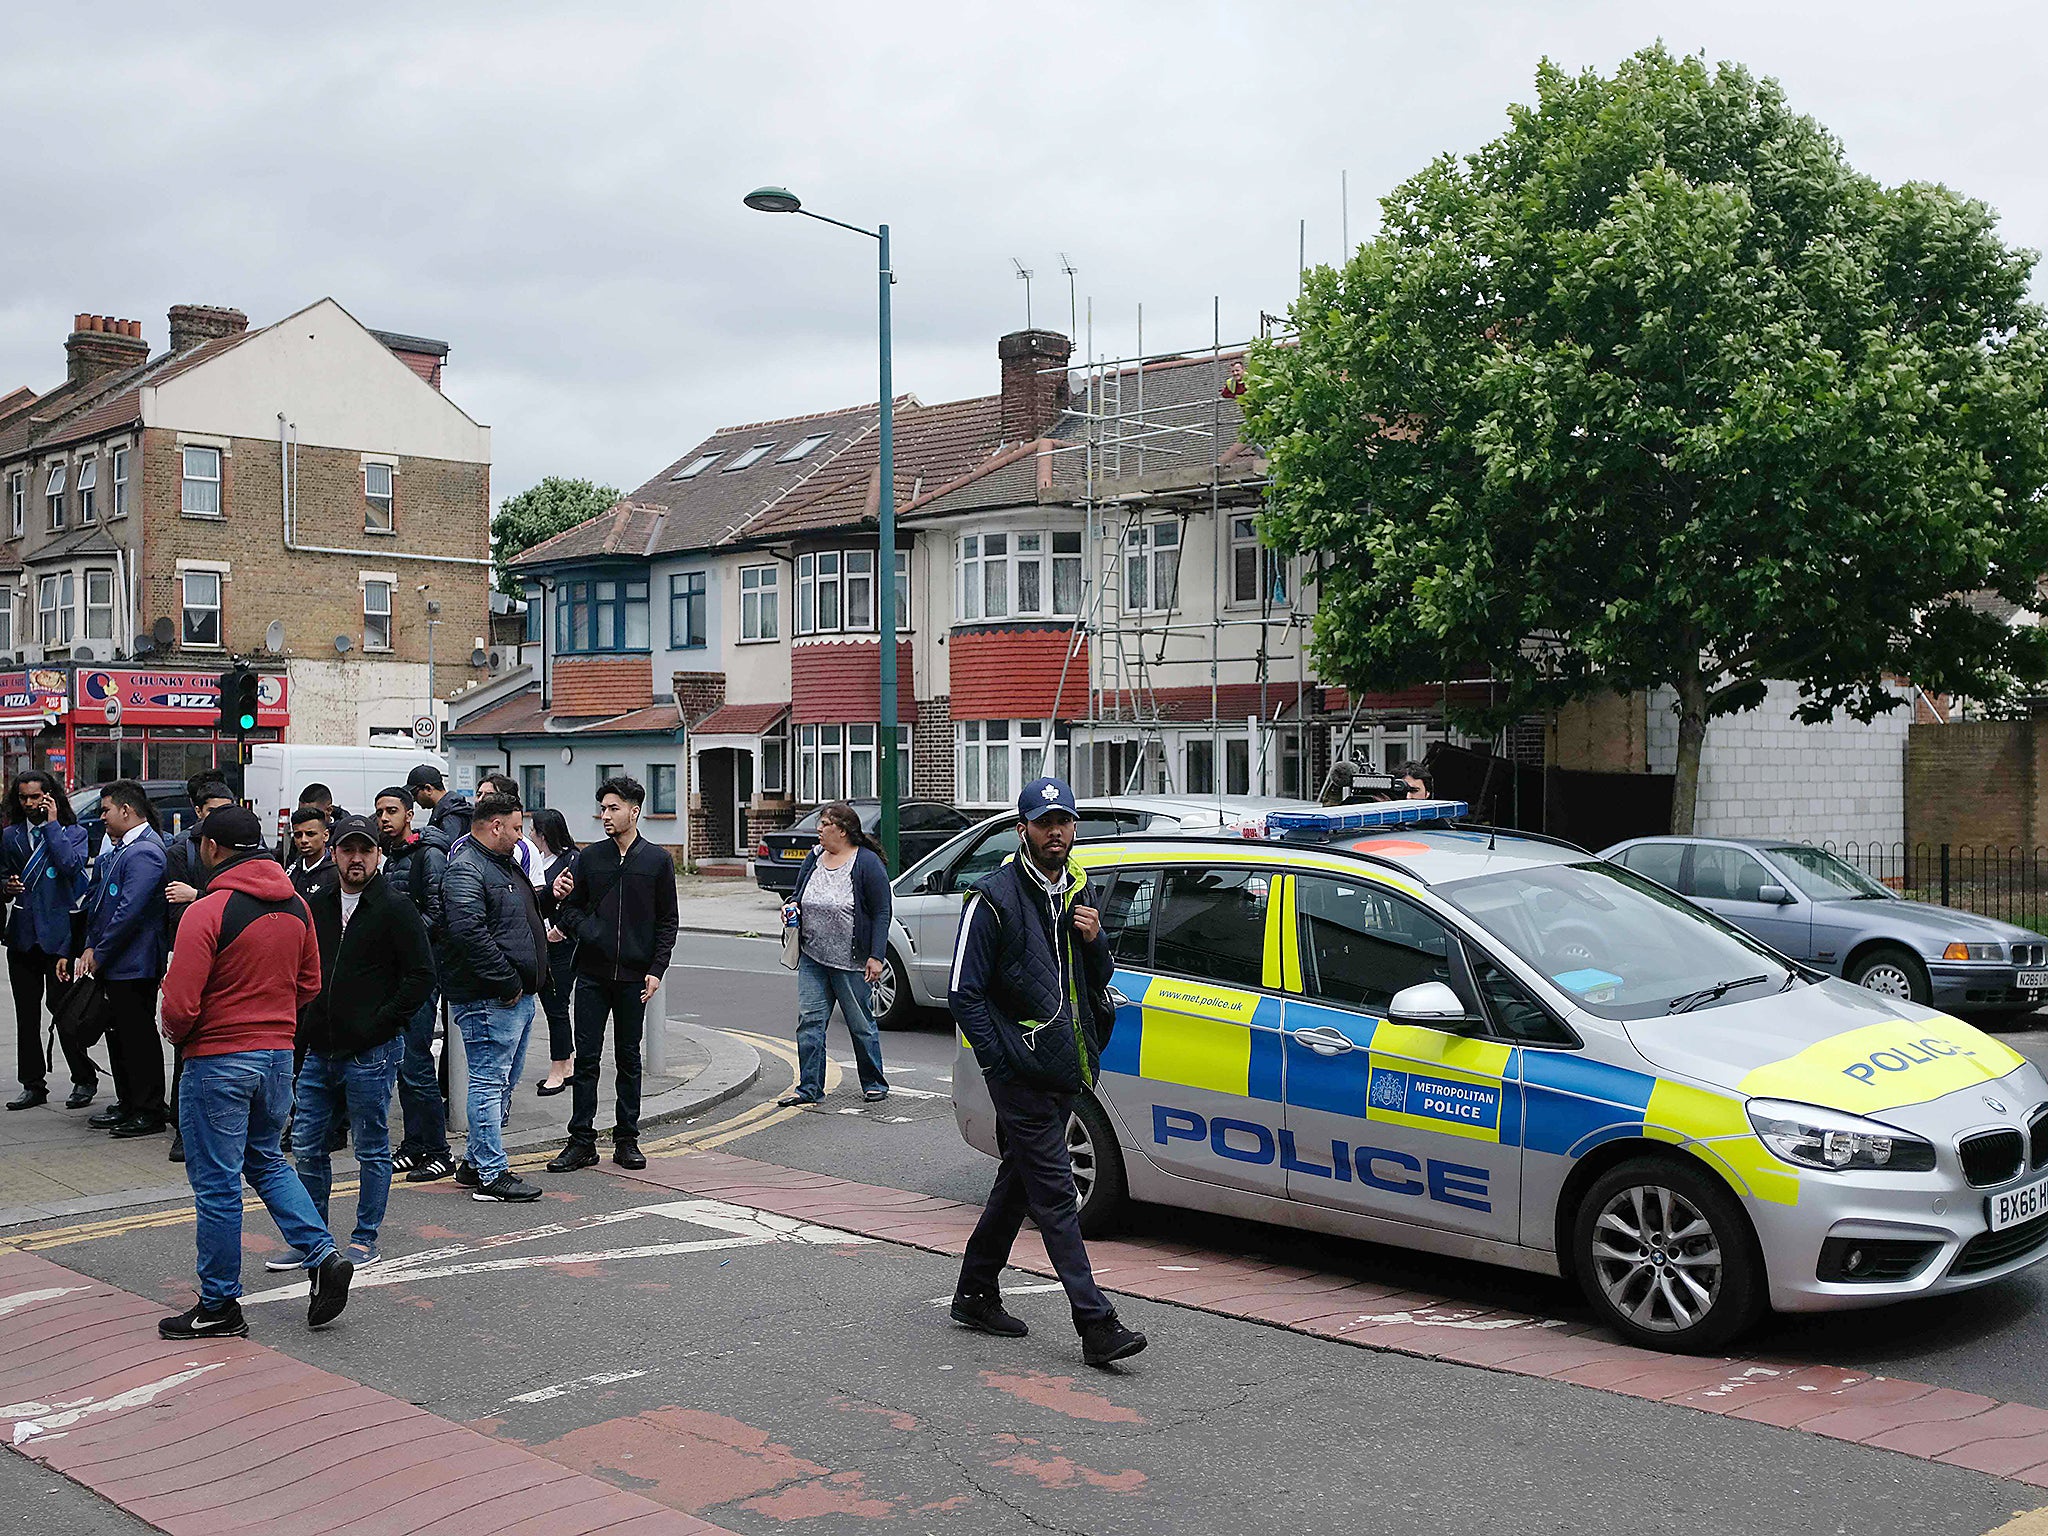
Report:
407,763,473,841
283,816,433,1269
946,776,1147,1367
159,806,350,1340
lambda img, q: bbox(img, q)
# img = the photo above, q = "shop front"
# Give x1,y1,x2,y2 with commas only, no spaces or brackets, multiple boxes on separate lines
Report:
66,668,288,789
0,669,72,786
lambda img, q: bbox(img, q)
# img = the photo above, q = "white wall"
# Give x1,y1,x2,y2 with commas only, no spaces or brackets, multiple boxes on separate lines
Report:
719,552,791,706
652,553,721,693
450,737,688,851
1647,680,1909,845
287,658,432,747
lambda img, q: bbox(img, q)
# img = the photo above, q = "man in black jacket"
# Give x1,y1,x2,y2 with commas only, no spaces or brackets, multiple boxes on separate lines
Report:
546,775,677,1175
376,785,456,1182
948,776,1146,1367
285,817,434,1265
408,764,473,840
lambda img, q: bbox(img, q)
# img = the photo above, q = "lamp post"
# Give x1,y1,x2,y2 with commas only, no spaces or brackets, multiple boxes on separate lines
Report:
745,186,900,871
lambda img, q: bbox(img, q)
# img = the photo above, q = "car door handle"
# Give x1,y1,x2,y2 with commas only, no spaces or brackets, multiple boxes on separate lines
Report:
1292,1026,1355,1056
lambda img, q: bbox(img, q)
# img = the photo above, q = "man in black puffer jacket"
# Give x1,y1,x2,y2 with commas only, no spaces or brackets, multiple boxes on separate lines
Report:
948,776,1146,1368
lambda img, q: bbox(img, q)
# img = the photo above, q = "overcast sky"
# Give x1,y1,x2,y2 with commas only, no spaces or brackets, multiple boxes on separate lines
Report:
4,2,2043,506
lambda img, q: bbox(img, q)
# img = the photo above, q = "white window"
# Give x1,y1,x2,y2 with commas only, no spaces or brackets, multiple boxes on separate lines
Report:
181,446,221,516
84,568,114,641
740,564,779,641
181,569,222,647
893,548,910,628
957,719,1068,806
759,730,786,793
75,458,96,524
958,529,1084,622
1230,515,1287,606
0,597,13,652
672,452,721,480
845,550,874,632
44,464,65,530
777,432,831,463
723,443,776,472
1124,522,1180,613
110,447,129,518
797,723,907,803
7,472,21,537
364,462,394,532
363,579,393,650
35,575,60,647
797,551,842,634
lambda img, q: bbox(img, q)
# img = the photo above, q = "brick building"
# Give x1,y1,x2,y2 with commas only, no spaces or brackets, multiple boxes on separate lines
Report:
0,300,491,783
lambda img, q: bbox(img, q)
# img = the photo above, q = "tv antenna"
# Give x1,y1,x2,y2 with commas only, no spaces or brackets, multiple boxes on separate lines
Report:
1059,253,1079,338
1011,257,1034,329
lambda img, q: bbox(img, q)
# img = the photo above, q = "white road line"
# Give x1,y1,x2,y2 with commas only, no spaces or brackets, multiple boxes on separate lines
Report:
3,1363,228,1443
245,1235,778,1301
1344,1308,1566,1333
506,1370,649,1404
0,1286,90,1318
927,1282,1069,1304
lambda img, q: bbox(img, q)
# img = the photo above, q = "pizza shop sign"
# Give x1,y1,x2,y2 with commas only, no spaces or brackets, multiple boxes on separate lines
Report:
75,668,289,727
0,669,69,715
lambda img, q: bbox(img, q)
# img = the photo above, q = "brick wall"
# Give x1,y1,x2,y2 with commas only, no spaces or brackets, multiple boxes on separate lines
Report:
673,670,725,723
914,693,954,803
1906,720,2046,849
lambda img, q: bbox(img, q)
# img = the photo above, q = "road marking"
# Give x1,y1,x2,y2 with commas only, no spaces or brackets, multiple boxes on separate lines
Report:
0,1285,90,1317
507,1370,649,1404
928,1282,1068,1304
2,1363,228,1444
1344,1308,1567,1333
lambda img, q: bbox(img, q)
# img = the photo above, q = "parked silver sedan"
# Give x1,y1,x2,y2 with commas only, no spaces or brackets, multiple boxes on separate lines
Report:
1601,836,2048,1014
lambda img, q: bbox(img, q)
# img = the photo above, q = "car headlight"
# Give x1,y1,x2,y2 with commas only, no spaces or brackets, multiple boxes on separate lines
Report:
1942,942,2004,961
1745,1098,1937,1172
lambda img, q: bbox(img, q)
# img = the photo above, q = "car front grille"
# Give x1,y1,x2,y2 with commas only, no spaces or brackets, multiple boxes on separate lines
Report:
1952,1211,2048,1276
2031,1106,2048,1172
2013,943,2048,967
1960,1129,2025,1187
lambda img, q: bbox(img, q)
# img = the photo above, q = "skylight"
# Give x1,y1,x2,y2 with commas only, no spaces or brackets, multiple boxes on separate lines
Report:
672,452,721,480
724,443,777,471
778,432,832,463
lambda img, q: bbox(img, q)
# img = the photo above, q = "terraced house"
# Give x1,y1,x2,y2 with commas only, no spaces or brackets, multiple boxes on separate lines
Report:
0,301,492,783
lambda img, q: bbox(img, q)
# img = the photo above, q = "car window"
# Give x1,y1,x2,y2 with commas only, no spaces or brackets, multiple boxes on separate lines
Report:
1100,869,1158,966
1471,956,1575,1046
1766,844,1890,901
1617,842,1685,890
1689,846,1772,903
1152,866,1271,988
951,825,1019,890
900,804,946,832
1295,874,1454,1013
1078,812,1143,839
789,808,824,832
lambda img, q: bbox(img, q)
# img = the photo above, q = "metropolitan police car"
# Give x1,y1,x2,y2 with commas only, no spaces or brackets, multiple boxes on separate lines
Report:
952,802,2048,1351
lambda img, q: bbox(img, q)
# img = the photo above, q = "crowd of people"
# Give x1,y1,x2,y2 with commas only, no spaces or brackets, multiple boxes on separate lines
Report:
0,763,678,1339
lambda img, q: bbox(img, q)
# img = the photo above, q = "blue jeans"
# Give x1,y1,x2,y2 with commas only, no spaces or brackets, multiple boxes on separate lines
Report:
795,952,888,1099
395,988,449,1161
293,1037,400,1250
451,994,534,1182
179,1050,336,1306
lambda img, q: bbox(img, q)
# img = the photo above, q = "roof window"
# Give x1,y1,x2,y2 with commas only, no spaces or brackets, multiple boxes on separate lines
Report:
672,452,722,481
724,443,776,471
778,432,832,463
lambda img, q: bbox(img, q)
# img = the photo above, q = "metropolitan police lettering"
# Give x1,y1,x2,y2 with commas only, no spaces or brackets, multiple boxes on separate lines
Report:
1369,1067,1501,1129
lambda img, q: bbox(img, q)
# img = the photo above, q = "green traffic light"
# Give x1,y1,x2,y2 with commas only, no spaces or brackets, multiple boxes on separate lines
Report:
239,713,256,731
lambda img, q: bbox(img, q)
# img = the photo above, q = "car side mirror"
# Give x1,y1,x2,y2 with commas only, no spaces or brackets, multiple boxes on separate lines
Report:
1757,884,1793,906
1388,981,1477,1030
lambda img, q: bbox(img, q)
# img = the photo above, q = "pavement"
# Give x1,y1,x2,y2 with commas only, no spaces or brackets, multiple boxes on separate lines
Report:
674,872,784,936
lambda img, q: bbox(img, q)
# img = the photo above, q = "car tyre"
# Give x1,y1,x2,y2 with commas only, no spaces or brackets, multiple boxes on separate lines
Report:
1571,1154,1764,1353
875,951,915,1031
1847,944,1932,1006
1069,1094,1129,1239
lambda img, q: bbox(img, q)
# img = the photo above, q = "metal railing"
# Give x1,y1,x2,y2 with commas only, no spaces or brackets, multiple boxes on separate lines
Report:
1824,842,2048,931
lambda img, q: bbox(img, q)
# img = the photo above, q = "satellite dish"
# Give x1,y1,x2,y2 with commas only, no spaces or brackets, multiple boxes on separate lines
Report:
469,647,488,668
488,648,506,672
151,616,175,647
333,634,353,654
264,620,285,654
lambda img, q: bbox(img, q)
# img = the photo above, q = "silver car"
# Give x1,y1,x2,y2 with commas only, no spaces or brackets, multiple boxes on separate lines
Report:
1602,836,2048,1014
878,795,1313,1028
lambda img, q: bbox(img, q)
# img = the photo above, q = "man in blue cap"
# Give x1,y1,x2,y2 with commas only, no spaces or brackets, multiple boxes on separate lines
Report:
946,775,1147,1367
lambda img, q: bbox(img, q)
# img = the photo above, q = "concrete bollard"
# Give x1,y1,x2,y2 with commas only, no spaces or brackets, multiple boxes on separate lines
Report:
645,968,672,1077
443,1001,468,1135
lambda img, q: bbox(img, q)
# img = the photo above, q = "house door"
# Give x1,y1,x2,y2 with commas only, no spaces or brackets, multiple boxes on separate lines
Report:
734,751,755,855
698,749,737,858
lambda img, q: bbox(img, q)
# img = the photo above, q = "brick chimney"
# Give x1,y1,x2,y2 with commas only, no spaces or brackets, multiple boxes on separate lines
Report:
370,329,450,392
64,314,149,389
998,329,1072,443
167,304,248,355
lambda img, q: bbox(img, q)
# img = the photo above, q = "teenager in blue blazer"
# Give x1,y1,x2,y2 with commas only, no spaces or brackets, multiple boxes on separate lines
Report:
63,781,170,1136
2,772,91,1111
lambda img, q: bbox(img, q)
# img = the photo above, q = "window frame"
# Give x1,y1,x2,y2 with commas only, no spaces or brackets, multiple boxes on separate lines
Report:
1146,862,1279,992
110,446,129,519
180,446,222,517
777,432,831,463
84,567,115,641
796,722,907,805
553,573,651,654
956,718,1069,807
668,570,707,650
672,452,722,481
759,729,786,794
519,763,546,810
364,461,396,533
35,575,60,648
1292,871,1467,1018
723,443,776,472
1229,514,1288,607
75,457,97,525
1124,521,1181,614
181,568,223,649
44,463,66,530
739,564,780,642
6,471,22,537
647,761,678,815
362,578,393,652
956,528,1084,622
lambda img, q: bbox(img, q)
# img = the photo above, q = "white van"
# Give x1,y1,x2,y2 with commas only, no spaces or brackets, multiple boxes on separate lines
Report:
243,744,446,848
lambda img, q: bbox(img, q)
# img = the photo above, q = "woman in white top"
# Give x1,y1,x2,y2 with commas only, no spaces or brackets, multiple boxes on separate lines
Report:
778,803,892,1106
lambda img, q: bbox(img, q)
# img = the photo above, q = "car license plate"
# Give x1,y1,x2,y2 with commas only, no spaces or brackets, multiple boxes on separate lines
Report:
2019,970,2048,989
1989,1170,2048,1231
780,847,808,861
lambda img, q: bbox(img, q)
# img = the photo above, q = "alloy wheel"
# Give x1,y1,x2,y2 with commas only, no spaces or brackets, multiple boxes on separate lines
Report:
1589,1183,1724,1334
1066,1111,1098,1208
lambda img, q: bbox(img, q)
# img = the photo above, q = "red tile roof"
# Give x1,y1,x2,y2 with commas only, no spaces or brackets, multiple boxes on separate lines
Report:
750,394,1008,538
692,701,790,735
448,687,681,739
551,656,653,716
1092,683,1316,725
791,639,918,725
449,689,548,738
514,500,669,566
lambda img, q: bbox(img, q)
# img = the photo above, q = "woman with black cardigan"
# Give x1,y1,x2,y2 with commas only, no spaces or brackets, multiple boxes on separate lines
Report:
778,802,891,1106
531,808,579,1096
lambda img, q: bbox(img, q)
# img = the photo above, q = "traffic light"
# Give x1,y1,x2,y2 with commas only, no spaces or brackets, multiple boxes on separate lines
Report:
217,665,261,734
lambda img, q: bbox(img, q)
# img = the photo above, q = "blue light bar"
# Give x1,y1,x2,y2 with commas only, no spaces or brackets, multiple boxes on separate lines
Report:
1264,799,1470,836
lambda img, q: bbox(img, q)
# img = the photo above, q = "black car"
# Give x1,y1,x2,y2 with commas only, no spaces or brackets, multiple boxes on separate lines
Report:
72,779,199,854
754,799,971,892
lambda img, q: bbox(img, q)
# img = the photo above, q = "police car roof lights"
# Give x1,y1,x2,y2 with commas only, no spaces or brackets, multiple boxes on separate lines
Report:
1264,799,1471,837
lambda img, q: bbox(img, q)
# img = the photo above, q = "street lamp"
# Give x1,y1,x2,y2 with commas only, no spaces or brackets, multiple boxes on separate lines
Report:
745,185,901,871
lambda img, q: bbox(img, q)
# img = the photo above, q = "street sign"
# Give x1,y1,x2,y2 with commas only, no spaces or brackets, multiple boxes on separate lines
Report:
412,714,436,746
102,697,121,726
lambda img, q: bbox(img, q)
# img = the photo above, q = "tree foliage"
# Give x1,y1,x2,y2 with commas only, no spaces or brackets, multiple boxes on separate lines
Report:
491,476,622,595
1244,45,2048,829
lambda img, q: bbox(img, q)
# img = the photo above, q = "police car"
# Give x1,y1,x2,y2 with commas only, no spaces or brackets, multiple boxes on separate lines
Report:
951,803,2048,1351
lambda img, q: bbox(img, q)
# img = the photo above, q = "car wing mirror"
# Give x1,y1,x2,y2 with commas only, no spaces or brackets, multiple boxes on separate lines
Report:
1388,981,1478,1031
1757,884,1793,906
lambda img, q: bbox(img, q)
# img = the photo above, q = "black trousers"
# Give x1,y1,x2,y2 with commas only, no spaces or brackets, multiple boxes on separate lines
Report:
958,1075,1116,1328
8,948,92,1093
102,977,164,1122
541,942,576,1062
567,975,646,1146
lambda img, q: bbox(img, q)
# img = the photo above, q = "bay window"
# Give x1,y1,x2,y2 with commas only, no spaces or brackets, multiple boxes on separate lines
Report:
85,569,114,641
958,529,1084,622
958,719,1069,806
554,574,650,653
795,548,908,635
797,723,910,804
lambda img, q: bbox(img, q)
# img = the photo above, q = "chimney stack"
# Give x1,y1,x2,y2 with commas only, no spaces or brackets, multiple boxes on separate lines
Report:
167,303,248,355
64,314,149,389
998,329,1072,443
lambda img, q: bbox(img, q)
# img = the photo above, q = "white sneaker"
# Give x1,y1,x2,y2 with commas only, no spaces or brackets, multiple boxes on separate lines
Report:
263,1251,309,1273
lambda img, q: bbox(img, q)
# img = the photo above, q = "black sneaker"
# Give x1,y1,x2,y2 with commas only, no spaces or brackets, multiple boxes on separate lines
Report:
452,1159,480,1188
160,1298,248,1340
547,1142,599,1173
612,1141,646,1171
473,1173,542,1203
87,1102,127,1129
951,1291,1029,1337
168,1129,185,1164
307,1251,354,1328
1080,1318,1148,1367
391,1147,421,1174
406,1153,456,1184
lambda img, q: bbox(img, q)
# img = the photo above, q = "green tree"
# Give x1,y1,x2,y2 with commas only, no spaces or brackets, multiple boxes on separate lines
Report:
1244,45,2048,832
491,476,621,595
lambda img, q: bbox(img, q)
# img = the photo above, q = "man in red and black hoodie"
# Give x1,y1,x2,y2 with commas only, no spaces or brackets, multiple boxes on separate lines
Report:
157,806,354,1341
